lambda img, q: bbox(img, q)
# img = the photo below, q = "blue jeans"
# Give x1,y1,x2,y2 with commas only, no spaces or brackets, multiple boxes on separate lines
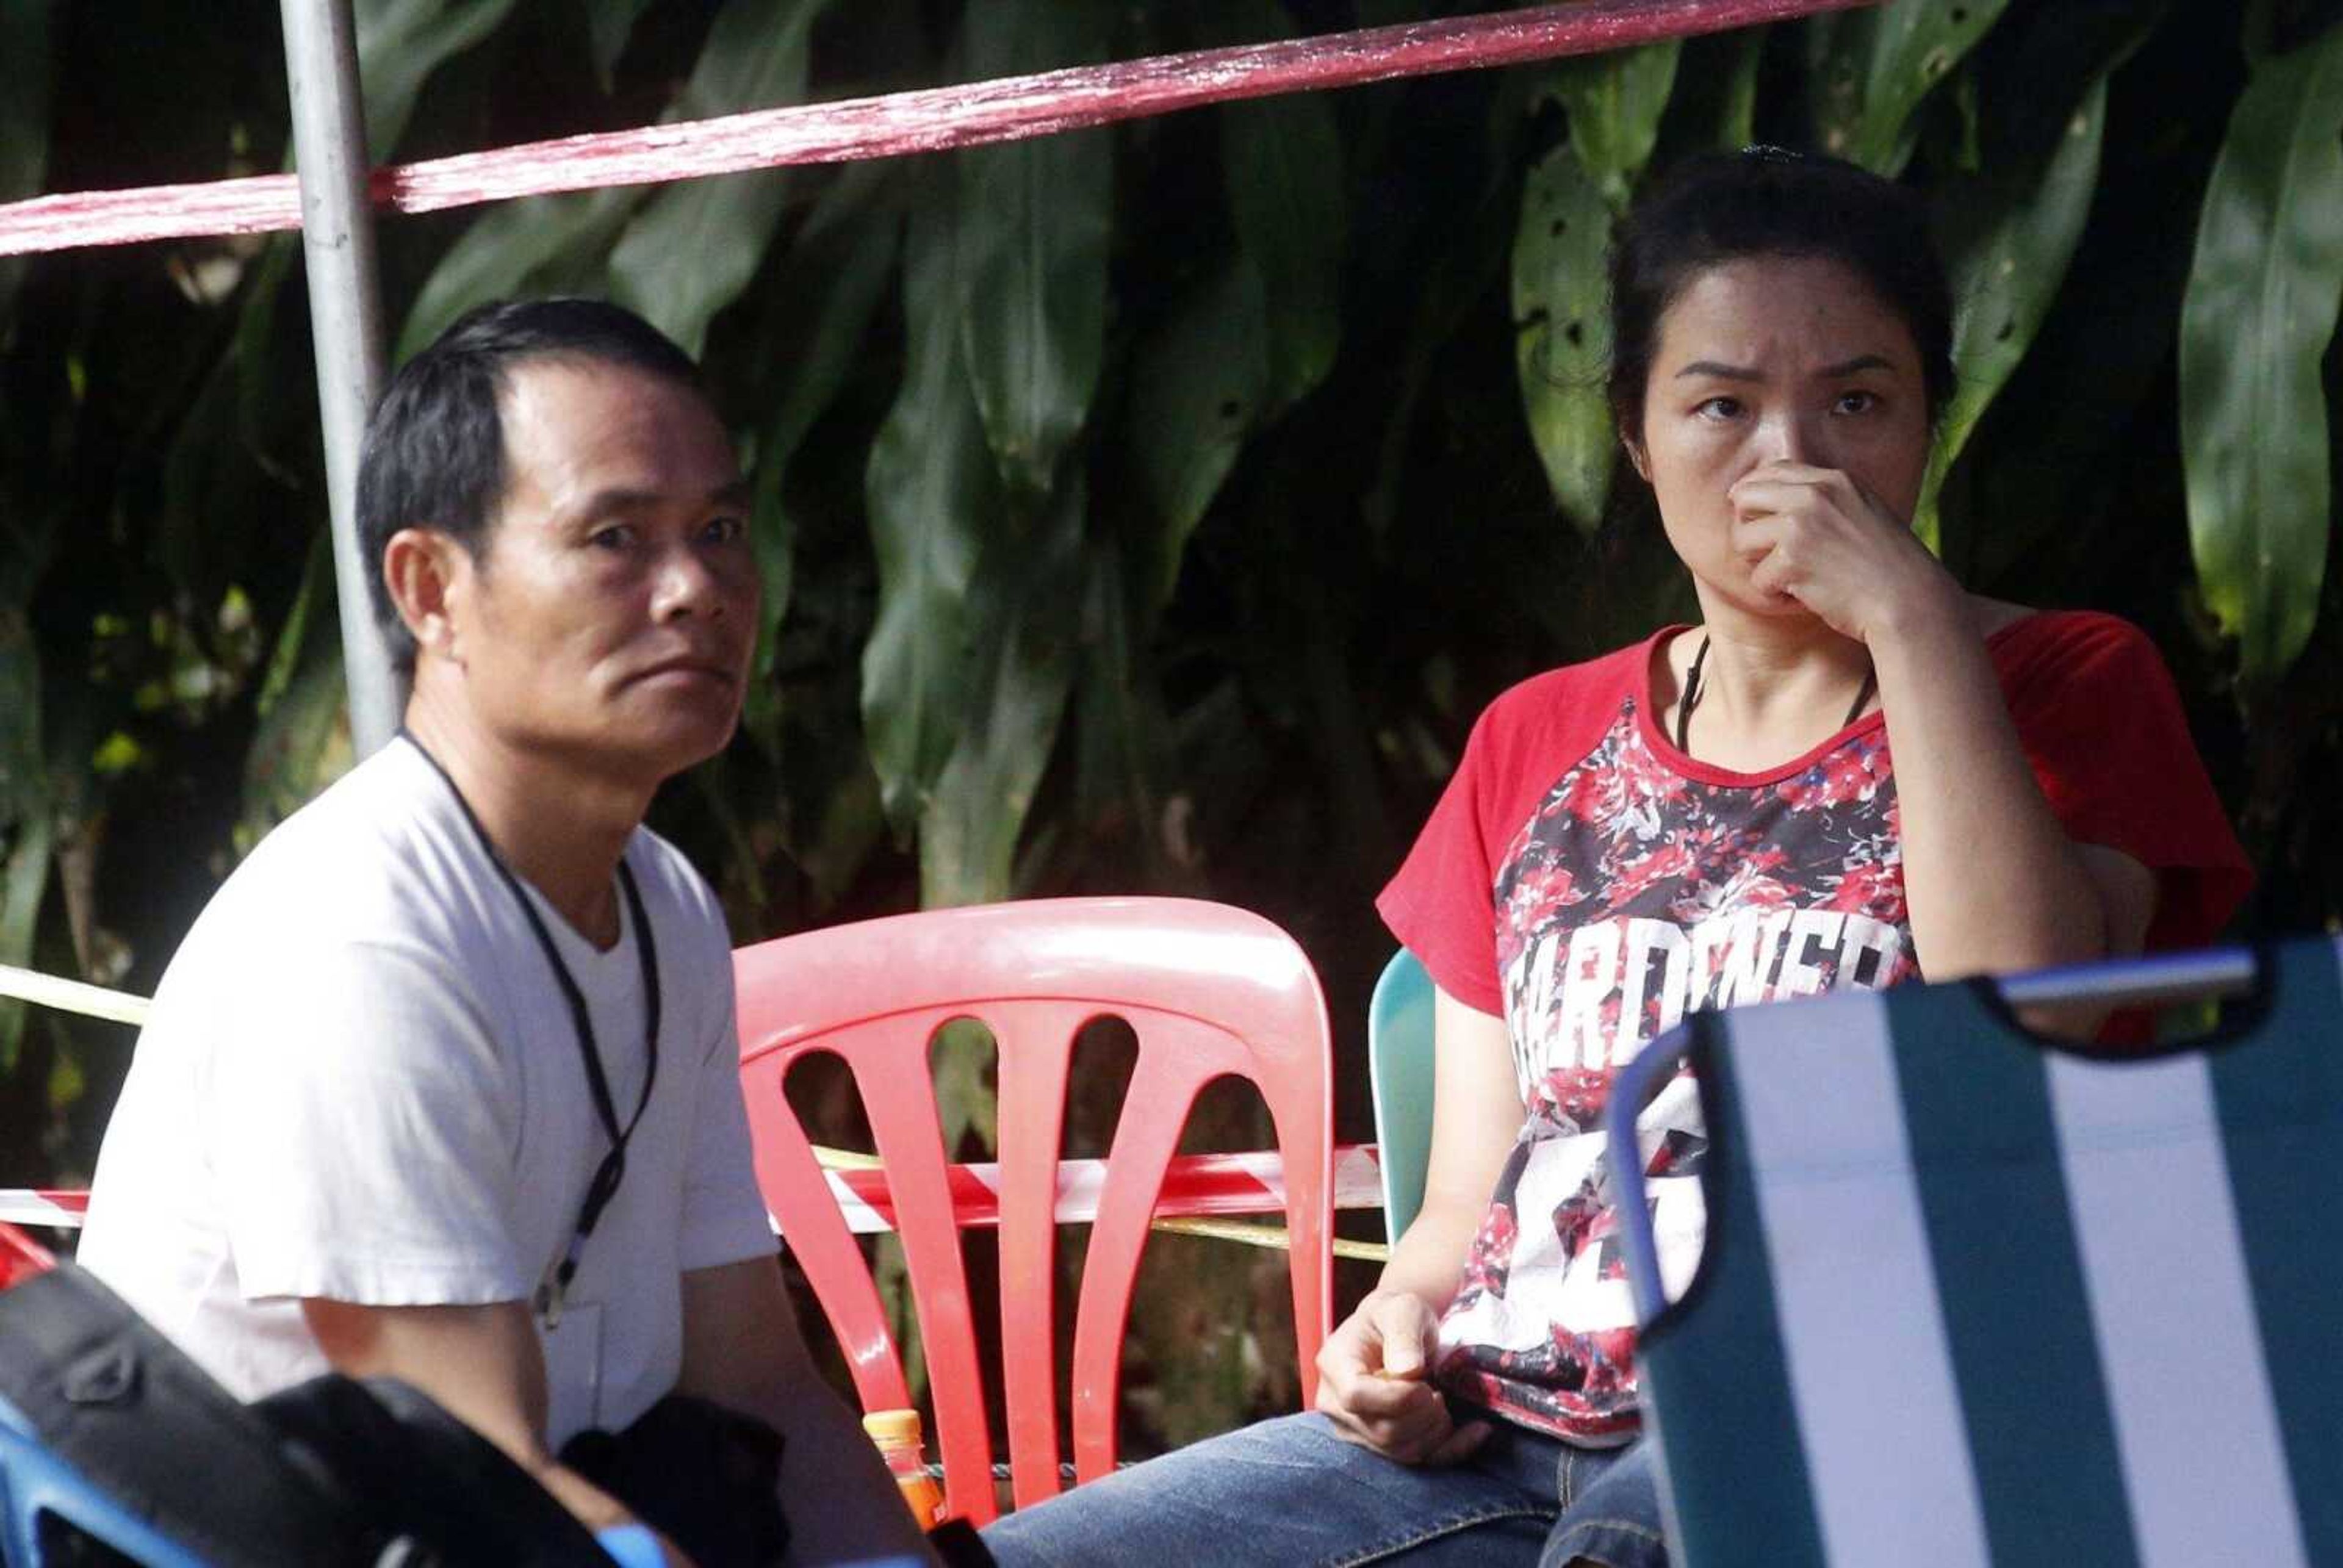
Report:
980,1413,1667,1567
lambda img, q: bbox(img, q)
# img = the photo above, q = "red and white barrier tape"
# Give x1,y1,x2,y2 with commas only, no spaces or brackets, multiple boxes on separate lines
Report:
0,1190,86,1228
0,0,1869,259
1,1145,1386,1235
821,1144,1387,1234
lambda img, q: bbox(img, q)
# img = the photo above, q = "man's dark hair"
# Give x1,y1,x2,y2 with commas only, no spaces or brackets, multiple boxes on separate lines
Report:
356,298,708,674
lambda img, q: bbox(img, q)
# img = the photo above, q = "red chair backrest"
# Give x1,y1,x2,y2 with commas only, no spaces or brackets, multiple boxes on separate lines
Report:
733,897,1333,1525
0,1221,56,1290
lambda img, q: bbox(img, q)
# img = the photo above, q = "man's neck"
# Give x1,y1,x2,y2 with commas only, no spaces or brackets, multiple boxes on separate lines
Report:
403,686,653,949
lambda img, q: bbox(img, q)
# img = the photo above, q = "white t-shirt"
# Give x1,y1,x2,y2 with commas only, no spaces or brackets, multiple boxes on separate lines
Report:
78,737,777,1445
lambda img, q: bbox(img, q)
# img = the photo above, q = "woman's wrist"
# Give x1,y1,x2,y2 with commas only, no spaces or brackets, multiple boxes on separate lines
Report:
1860,571,1971,655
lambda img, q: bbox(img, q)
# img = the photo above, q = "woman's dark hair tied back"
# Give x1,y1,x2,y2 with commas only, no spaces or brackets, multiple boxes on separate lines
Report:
1603,148,1955,455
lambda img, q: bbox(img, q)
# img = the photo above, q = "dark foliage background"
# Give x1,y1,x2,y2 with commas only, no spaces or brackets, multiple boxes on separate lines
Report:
4,0,2341,1452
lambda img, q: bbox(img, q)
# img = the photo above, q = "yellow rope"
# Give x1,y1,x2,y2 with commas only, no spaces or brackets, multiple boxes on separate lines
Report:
1151,1215,1389,1264
0,963,149,1026
0,962,1387,1262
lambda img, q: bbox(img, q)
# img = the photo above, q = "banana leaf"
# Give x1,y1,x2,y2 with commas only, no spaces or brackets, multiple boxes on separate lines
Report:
356,0,519,159
918,469,1084,908
1810,0,2014,176
0,0,52,323
1916,77,2107,549
2181,14,2343,687
953,0,1114,500
1218,0,1347,412
1126,259,1271,608
862,191,995,836
1513,147,1616,535
741,166,904,753
1538,40,1681,209
608,0,836,358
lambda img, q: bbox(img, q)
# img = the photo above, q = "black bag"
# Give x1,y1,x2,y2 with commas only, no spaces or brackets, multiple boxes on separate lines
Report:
257,1376,609,1567
0,1265,612,1567
560,1400,997,1568
0,1265,383,1566
559,1396,790,1568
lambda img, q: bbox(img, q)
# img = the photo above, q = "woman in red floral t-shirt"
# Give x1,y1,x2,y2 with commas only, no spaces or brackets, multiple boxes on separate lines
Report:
987,148,2249,1568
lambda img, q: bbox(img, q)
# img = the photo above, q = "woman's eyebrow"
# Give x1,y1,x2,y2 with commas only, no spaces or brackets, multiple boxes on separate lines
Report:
1672,353,1895,381
1674,360,1761,381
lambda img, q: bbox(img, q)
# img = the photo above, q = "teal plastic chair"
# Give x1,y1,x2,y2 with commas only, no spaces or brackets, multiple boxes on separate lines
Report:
1610,938,2341,1567
1367,948,1436,1243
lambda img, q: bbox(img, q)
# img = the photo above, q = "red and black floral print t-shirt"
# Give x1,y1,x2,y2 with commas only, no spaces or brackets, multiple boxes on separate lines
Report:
1375,612,2251,1445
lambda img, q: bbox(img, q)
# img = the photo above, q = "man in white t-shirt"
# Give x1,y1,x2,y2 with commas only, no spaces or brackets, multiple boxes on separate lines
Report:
79,299,931,1567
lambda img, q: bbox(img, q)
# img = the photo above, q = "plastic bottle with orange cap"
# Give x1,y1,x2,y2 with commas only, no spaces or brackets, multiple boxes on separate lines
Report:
863,1408,947,1529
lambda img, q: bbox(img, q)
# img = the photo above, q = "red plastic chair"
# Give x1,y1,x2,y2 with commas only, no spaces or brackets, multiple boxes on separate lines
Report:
733,897,1333,1525
0,1223,56,1290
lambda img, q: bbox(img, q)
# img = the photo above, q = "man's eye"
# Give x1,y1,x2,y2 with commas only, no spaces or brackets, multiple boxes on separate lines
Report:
1834,390,1879,415
589,524,636,550
1695,396,1743,420
703,514,747,545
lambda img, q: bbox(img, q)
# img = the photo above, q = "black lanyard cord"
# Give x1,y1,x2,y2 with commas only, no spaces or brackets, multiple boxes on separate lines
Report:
401,734,661,1323
1674,634,1877,754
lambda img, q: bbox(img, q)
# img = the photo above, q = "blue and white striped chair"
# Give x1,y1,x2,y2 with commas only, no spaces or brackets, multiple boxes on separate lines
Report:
1610,939,2340,1567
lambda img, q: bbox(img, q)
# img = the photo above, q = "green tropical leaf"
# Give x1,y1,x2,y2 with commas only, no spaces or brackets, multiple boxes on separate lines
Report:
1917,77,2107,548
954,0,1114,500
355,0,519,159
1513,147,1616,534
1218,0,1347,411
1657,26,1765,159
1810,0,2013,175
1508,37,1677,535
688,753,768,927
607,0,835,358
863,192,998,836
0,604,40,830
229,242,304,467
1364,142,1517,539
0,597,44,1068
0,811,53,1070
588,0,656,88
0,0,54,323
918,472,1085,907
1970,0,2172,168
2181,15,2343,686
1539,40,1681,209
1126,260,1270,607
397,187,642,362
240,536,352,847
1713,29,1764,153
1070,533,1176,883
741,165,904,752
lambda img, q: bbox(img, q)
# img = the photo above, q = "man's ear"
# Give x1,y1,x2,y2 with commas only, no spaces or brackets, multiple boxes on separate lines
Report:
382,528,470,664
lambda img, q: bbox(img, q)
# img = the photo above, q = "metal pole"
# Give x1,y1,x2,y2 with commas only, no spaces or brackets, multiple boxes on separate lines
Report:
279,0,402,756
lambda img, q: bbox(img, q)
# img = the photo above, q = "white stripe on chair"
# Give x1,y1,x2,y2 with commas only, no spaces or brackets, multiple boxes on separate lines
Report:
1732,996,1992,1568
2049,1052,2308,1568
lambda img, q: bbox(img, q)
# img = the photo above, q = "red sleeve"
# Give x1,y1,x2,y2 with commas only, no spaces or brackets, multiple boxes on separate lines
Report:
1376,648,1645,1014
1995,613,2252,951
1375,702,1513,1014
